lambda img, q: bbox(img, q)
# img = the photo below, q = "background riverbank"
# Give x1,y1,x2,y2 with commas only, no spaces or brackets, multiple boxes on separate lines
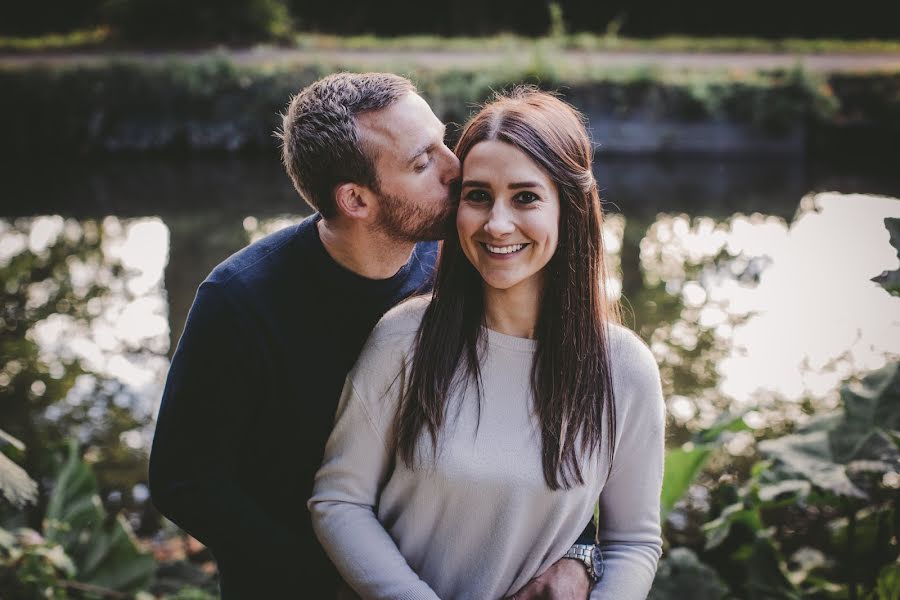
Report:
2,51,899,160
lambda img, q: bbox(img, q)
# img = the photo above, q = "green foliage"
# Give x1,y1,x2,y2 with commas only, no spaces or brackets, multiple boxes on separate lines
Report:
0,27,110,51
44,440,155,592
648,547,730,600
0,429,38,509
103,0,294,44
662,414,751,520
663,446,713,520
831,360,900,462
759,430,867,499
759,361,900,500
872,218,900,296
654,361,900,598
547,3,566,39
0,527,75,600
290,34,900,54
0,217,155,528
0,434,154,599
166,586,219,600
869,563,900,600
649,212,900,599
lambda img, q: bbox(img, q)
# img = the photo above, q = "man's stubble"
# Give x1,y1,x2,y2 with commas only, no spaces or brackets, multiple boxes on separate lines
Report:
373,186,458,244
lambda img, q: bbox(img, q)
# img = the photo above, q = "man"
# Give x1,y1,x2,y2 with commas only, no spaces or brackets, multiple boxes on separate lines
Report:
149,72,597,598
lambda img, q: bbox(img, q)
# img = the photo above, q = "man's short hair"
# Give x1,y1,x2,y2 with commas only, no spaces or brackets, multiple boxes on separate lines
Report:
277,72,417,218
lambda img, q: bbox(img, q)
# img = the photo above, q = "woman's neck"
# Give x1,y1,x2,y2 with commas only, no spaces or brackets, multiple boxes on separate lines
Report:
482,278,544,339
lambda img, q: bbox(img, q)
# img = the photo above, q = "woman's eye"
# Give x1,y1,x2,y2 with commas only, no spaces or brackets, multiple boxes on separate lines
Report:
464,189,490,203
515,191,540,204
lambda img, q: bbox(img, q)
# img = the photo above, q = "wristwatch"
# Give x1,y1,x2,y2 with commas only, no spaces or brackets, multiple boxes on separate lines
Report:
562,544,603,583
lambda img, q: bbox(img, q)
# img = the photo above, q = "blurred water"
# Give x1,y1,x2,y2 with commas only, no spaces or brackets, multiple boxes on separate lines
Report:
1,155,898,515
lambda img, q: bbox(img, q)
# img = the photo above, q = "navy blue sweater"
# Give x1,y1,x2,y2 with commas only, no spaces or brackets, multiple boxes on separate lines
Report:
149,214,438,597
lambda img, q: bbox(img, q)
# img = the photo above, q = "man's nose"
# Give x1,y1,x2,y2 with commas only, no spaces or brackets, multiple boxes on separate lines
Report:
440,147,461,185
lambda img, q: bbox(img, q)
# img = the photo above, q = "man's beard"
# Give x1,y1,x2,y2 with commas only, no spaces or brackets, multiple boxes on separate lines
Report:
373,189,456,243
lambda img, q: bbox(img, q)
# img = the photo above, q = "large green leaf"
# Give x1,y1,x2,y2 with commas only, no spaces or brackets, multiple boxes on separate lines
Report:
830,361,900,464
648,547,731,600
828,507,899,574
44,440,155,593
0,428,26,452
871,217,900,297
662,445,713,520
695,413,752,445
0,427,37,509
702,501,763,550
662,414,750,520
0,452,38,509
758,430,866,499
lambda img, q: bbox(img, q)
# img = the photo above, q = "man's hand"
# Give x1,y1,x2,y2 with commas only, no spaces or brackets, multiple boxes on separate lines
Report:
505,558,591,600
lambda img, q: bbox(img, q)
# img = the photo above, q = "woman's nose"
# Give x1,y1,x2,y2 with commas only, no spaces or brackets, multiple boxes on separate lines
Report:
484,203,515,237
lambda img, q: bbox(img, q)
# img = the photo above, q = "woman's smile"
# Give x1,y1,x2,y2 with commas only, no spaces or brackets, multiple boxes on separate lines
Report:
480,242,531,257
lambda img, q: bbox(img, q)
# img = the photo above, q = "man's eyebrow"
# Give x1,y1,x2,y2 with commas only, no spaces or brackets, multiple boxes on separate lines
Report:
405,124,447,165
406,142,433,165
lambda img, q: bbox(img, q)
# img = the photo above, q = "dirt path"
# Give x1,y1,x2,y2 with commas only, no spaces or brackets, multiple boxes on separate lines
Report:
3,47,900,72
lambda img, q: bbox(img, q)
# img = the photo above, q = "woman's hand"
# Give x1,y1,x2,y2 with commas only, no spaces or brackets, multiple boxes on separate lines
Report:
505,558,590,599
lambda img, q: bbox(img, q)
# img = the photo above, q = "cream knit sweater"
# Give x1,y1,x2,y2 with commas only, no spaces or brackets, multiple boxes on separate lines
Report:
309,297,665,600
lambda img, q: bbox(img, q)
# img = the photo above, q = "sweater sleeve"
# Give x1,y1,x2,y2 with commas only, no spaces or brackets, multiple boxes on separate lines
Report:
591,333,665,600
308,342,441,600
149,283,299,574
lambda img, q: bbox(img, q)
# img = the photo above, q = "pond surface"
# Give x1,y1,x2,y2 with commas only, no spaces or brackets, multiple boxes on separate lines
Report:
2,155,899,517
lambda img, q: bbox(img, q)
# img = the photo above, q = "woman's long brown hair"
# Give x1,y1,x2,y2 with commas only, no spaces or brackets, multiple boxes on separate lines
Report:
395,87,619,489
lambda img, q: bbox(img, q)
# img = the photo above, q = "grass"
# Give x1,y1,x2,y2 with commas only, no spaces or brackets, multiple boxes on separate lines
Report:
0,27,111,52
2,29,899,54
292,33,900,54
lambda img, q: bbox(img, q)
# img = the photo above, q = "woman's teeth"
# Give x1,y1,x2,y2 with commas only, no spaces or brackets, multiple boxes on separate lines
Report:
484,243,527,255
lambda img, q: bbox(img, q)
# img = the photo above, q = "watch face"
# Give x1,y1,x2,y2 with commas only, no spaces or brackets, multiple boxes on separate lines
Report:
591,545,604,581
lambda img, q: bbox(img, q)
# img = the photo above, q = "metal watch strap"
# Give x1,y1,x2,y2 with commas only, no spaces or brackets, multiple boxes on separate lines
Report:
562,543,598,583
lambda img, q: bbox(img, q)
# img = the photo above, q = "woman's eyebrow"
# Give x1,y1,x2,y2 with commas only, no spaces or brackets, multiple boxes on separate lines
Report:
461,179,491,188
462,180,544,189
507,181,542,190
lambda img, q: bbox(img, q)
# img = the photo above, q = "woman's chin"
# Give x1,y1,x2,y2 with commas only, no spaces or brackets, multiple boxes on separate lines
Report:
480,276,527,293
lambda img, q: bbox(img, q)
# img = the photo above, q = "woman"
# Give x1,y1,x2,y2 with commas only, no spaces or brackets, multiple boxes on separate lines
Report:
309,88,665,600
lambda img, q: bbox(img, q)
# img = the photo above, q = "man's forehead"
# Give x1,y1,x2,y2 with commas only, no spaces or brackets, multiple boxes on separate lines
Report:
356,95,443,163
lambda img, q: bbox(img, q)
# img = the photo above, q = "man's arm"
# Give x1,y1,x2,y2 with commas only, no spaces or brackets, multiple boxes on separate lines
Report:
149,282,297,569
506,557,591,600
505,518,596,600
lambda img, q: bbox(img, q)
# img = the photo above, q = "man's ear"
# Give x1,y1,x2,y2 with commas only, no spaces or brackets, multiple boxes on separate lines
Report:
334,182,373,221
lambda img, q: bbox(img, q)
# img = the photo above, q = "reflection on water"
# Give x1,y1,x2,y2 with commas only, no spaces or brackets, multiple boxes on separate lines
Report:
0,215,170,524
635,193,900,442
1,156,899,530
